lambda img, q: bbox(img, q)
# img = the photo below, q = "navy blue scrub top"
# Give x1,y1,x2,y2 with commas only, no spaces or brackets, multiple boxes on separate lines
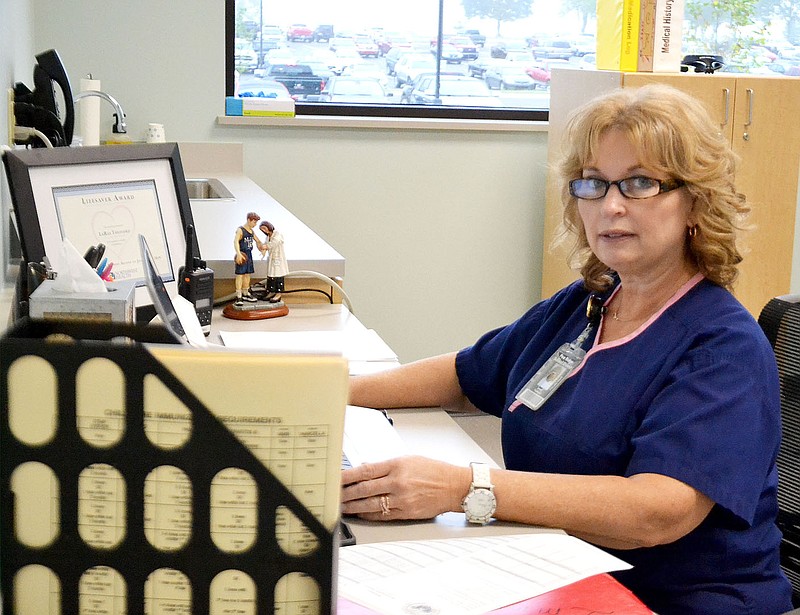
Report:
456,275,793,614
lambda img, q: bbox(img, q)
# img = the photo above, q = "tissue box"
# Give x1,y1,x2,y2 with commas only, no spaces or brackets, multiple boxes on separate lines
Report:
225,96,295,117
29,279,136,323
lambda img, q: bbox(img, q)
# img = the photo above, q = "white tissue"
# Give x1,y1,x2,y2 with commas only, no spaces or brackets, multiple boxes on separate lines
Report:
51,238,107,294
79,77,101,146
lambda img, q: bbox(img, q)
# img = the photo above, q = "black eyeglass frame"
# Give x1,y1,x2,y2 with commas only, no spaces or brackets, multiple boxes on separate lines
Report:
569,176,686,200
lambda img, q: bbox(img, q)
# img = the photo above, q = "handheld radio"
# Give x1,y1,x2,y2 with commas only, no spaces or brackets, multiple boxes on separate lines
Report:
178,224,214,335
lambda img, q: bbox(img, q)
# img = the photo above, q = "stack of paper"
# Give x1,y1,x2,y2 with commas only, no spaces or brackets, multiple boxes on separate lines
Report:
338,533,634,615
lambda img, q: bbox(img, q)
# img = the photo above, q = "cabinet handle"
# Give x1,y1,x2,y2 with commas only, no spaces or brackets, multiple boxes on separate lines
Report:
722,88,730,128
743,88,754,141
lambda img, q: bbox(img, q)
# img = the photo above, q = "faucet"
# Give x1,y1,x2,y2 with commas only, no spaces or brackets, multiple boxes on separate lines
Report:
73,89,127,134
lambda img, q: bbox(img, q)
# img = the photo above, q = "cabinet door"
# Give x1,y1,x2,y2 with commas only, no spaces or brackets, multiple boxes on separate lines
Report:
622,73,737,142
729,77,800,315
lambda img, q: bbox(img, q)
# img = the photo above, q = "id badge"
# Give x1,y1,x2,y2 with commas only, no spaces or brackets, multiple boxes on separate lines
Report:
515,342,586,411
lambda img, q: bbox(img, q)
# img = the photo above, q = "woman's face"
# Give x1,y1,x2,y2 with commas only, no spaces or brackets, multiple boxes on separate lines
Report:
577,128,694,282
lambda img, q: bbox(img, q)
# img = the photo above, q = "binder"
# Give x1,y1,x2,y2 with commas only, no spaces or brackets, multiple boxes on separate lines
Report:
1,317,349,614
597,0,642,72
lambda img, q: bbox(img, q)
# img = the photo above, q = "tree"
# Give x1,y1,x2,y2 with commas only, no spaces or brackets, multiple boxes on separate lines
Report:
684,0,769,64
757,0,800,44
560,0,597,34
462,0,534,36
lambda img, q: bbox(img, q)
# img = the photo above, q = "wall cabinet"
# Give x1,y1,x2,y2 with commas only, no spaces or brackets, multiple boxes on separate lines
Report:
542,70,800,316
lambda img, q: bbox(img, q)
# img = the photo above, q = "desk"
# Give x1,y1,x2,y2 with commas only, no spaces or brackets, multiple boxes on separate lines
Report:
209,303,540,544
347,407,559,545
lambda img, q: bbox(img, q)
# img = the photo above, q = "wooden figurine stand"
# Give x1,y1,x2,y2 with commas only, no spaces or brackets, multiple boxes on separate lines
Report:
222,300,289,320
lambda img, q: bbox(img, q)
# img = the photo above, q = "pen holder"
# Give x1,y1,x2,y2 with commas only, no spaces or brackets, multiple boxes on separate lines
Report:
1,318,341,615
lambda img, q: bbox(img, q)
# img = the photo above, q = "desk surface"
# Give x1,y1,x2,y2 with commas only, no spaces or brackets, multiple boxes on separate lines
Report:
211,303,365,336
347,407,557,544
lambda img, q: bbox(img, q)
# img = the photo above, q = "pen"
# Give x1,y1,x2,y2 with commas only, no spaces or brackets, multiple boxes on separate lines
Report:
101,262,114,281
96,257,108,277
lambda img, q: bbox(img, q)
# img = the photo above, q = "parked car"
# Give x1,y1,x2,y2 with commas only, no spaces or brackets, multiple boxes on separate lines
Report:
353,34,379,58
463,29,486,47
331,48,365,74
484,65,538,90
532,39,576,60
443,36,479,61
260,48,297,68
541,58,573,74
341,62,391,89
437,43,463,64
399,70,461,102
258,64,326,99
287,24,313,42
303,61,335,85
467,57,501,78
329,36,356,53
524,63,551,88
253,25,284,62
384,47,415,75
313,24,334,42
504,50,534,64
490,39,530,59
315,76,390,103
403,74,500,107
393,54,438,86
377,33,414,56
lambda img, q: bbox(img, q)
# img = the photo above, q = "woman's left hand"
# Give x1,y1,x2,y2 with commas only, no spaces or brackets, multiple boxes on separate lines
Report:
341,456,471,521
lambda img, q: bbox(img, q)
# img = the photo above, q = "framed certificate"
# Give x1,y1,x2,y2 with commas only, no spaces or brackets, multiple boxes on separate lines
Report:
3,143,194,310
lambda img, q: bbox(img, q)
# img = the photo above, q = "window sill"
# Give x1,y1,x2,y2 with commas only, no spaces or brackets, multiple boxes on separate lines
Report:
216,114,548,132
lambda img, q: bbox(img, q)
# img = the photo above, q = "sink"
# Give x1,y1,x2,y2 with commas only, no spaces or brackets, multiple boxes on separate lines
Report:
185,178,235,201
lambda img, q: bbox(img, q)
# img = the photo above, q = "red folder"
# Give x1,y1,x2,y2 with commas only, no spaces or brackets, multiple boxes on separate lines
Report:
337,573,652,614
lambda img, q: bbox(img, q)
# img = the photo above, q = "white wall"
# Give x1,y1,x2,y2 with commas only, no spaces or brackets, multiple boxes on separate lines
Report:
1,0,36,330
18,0,550,362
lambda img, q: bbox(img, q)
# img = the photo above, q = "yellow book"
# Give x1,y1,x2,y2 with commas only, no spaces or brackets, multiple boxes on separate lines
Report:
620,0,642,72
597,0,643,72
596,0,623,70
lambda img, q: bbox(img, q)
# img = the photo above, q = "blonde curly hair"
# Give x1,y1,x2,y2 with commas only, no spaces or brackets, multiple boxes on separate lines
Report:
555,84,749,293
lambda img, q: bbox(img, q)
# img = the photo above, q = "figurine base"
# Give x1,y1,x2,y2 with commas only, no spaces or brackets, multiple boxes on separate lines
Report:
222,301,289,320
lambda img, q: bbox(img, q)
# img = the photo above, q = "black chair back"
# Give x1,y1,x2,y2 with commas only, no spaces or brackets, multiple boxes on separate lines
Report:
759,296,800,607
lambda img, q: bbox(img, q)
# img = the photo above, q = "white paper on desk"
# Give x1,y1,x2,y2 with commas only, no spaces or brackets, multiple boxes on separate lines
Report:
219,329,398,362
343,405,408,467
338,533,632,615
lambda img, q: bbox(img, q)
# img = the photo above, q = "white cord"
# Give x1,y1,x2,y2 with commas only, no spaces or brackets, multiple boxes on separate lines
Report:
14,126,54,148
214,270,354,313
286,270,354,313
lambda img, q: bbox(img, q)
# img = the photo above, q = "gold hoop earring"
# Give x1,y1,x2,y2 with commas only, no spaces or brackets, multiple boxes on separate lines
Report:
688,226,698,238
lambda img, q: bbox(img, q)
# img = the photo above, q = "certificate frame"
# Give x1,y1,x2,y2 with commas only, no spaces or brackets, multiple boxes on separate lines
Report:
3,143,194,310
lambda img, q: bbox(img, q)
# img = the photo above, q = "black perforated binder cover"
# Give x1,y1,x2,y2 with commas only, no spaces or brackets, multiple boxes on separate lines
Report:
0,317,336,614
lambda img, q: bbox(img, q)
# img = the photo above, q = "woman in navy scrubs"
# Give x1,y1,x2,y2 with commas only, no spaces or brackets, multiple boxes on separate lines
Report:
341,84,793,614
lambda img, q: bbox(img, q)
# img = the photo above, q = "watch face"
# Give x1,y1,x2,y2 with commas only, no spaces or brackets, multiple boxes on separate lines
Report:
465,488,496,522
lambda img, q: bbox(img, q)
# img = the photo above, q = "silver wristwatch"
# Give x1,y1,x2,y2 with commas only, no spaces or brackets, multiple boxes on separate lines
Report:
462,462,496,525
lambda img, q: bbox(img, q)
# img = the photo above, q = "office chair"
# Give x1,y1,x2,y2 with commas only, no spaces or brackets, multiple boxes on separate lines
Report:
758,296,800,609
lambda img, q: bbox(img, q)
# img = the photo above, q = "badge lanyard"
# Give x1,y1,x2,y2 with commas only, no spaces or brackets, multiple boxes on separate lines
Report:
514,295,606,412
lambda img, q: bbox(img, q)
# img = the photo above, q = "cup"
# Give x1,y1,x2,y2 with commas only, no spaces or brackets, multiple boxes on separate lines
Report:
146,123,166,143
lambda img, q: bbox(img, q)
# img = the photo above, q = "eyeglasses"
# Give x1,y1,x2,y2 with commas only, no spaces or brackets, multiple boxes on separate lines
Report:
569,176,685,200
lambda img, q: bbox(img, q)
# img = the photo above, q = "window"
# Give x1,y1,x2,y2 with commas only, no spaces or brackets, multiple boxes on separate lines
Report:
226,0,800,121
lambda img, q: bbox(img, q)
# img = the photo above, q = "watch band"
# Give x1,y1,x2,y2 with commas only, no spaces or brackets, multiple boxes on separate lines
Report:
470,462,492,489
